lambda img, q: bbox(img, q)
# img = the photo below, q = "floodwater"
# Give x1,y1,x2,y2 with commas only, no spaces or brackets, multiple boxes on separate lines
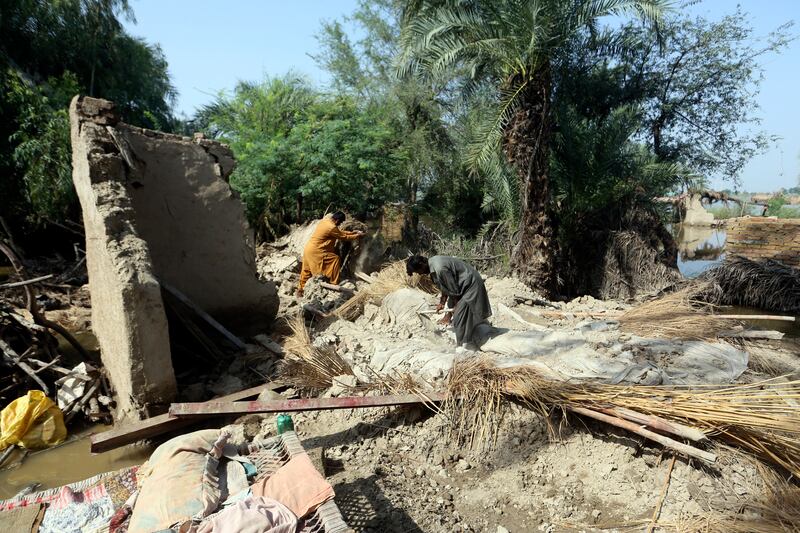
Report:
0,426,153,499
673,224,726,278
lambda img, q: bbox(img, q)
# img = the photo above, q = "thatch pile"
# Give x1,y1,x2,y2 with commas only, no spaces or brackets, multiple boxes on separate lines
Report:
279,313,353,390
596,231,682,300
700,256,800,313
617,283,736,340
335,260,437,320
443,358,800,477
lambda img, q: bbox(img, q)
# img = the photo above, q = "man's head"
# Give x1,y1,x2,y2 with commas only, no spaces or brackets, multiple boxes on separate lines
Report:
331,211,346,226
406,255,430,276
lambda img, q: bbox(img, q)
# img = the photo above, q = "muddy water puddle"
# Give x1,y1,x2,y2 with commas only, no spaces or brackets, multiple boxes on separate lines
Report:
0,426,152,499
673,224,726,277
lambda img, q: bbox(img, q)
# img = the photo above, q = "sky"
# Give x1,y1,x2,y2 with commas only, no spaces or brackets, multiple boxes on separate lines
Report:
123,0,800,193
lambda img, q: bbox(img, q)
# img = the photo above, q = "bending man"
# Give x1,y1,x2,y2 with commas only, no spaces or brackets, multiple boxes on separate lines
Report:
406,255,492,347
298,211,364,297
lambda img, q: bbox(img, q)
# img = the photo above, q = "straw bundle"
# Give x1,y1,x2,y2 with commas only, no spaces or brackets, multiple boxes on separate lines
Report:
279,313,353,390
701,256,800,313
618,283,737,340
444,358,800,476
335,260,437,320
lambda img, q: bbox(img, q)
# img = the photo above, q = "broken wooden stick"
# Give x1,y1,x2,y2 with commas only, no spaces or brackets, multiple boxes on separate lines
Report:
714,314,795,322
65,379,101,424
302,304,328,319
170,392,446,418
569,406,716,463
0,241,92,362
91,383,282,453
0,338,50,395
354,271,374,284
0,274,54,289
319,281,355,294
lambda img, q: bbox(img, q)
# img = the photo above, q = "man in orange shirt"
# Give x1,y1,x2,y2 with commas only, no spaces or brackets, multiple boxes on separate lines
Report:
297,211,364,297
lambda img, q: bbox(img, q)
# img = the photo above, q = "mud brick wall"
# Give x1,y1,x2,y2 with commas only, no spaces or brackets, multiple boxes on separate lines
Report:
726,217,800,267
70,96,278,420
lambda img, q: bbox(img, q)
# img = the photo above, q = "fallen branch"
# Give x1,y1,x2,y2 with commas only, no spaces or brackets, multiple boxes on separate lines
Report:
569,406,716,463
0,338,50,395
597,407,707,442
0,241,92,362
0,274,54,289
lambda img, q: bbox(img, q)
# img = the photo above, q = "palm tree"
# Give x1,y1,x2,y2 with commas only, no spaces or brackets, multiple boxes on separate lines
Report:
398,0,668,296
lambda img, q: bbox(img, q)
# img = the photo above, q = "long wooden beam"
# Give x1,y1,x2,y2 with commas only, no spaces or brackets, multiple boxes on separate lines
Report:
90,383,281,453
0,274,54,289
159,280,246,350
170,393,445,418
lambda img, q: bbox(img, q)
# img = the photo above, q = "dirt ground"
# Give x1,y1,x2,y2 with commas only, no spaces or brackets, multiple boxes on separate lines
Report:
3,241,798,532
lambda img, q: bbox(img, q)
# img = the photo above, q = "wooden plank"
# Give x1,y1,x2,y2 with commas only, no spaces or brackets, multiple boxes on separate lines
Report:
0,274,54,289
170,392,445,418
159,280,246,350
90,383,281,453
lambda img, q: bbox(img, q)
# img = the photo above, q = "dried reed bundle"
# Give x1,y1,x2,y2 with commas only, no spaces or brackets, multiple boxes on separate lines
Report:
444,358,800,476
618,283,737,340
335,261,437,320
701,256,800,314
279,313,353,390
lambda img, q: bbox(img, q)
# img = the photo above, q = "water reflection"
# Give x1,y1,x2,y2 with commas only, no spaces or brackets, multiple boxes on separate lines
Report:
673,224,726,278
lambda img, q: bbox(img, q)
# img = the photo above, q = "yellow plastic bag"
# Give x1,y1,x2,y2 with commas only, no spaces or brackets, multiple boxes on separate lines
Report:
0,390,66,450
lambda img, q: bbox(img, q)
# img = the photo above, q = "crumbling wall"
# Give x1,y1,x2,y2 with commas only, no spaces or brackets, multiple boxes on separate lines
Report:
726,217,800,268
70,96,278,419
117,124,277,331
682,193,715,226
69,96,176,420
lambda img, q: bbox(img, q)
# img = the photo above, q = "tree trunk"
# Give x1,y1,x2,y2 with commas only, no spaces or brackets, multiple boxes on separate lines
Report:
503,63,556,297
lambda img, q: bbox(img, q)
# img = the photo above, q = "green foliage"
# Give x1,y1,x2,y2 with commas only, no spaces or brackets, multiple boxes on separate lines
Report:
707,205,737,220
615,9,793,182
0,0,176,236
6,71,80,223
398,0,668,231
766,195,788,216
201,76,406,239
314,0,460,221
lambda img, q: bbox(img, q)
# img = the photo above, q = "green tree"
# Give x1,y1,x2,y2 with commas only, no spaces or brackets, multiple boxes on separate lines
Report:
314,0,460,230
615,8,793,184
399,0,667,296
200,76,406,240
0,0,176,239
